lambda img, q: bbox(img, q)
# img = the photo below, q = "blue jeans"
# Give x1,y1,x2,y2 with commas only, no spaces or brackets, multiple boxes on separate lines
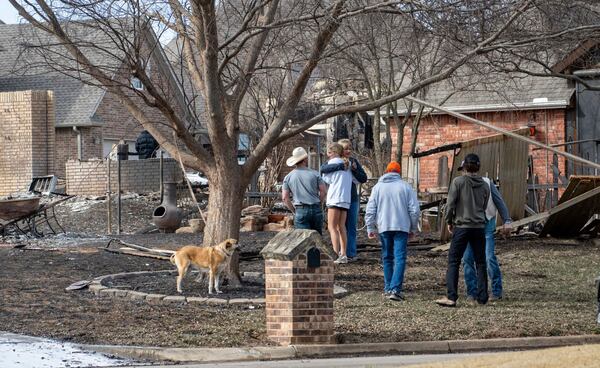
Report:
294,204,323,235
345,199,359,258
463,217,503,298
379,231,408,293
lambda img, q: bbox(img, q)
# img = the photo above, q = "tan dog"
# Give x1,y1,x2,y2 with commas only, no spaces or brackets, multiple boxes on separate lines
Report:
170,238,238,294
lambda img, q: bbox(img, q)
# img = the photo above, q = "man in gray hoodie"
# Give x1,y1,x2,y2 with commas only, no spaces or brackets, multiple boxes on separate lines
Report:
366,161,420,301
436,153,490,307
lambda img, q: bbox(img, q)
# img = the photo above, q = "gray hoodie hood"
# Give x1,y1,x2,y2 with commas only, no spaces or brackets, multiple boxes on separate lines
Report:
365,172,420,234
378,172,402,183
444,174,490,228
463,174,486,188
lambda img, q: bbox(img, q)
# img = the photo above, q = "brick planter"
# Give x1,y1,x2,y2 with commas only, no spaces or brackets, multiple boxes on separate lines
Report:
261,229,337,345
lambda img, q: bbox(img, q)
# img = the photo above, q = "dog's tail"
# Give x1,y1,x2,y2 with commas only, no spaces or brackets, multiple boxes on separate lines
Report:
169,253,176,265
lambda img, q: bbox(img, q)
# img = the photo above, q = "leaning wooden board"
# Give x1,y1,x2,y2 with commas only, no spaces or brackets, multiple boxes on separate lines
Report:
539,176,600,238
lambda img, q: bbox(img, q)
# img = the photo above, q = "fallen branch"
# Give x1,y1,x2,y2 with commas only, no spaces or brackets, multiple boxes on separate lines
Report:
106,238,175,257
103,247,171,260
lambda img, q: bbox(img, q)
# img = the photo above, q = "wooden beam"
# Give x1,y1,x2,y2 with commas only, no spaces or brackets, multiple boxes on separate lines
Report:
405,96,600,171
509,184,600,229
106,238,175,256
103,247,171,260
412,143,462,158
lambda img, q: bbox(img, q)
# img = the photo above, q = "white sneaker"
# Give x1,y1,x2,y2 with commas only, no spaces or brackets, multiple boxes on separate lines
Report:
334,255,348,264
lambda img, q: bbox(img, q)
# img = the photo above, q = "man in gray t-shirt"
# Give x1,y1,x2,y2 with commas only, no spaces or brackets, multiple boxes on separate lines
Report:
282,147,327,234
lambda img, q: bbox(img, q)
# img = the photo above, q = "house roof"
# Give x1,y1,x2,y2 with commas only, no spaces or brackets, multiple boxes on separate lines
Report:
0,23,113,127
163,37,207,127
372,72,574,117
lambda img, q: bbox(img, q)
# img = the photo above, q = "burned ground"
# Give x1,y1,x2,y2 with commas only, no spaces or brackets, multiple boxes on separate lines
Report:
0,196,599,347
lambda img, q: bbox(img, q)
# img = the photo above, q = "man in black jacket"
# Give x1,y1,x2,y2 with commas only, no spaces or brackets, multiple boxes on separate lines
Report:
436,153,490,307
135,130,159,159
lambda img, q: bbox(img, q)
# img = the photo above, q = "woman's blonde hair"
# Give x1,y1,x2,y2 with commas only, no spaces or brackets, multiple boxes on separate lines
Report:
328,142,349,168
338,138,351,150
328,142,344,156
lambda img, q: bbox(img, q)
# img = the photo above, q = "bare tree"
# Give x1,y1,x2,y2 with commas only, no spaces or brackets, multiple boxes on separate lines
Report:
8,0,600,270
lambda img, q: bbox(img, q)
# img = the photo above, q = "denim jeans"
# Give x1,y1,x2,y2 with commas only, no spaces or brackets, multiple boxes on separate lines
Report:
462,217,503,298
294,204,323,235
379,231,408,293
447,227,488,304
345,199,360,258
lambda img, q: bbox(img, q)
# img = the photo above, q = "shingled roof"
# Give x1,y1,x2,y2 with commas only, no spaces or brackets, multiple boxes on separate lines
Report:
374,69,574,116
417,74,574,114
0,23,116,127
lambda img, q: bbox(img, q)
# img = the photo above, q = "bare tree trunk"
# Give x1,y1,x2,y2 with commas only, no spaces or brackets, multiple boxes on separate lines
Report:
204,165,245,287
392,102,408,167
372,109,383,176
410,105,425,156
395,121,406,164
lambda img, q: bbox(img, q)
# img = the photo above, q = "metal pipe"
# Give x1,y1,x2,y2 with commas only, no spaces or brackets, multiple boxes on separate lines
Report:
72,126,82,160
117,154,122,235
159,150,164,204
531,138,600,150
545,111,549,188
106,158,112,234
573,69,600,77
405,96,600,171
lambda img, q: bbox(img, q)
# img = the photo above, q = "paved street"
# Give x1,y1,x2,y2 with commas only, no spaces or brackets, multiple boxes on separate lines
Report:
123,353,488,368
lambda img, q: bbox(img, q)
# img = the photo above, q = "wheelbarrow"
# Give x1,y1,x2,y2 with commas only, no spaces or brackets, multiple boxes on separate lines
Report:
0,195,72,237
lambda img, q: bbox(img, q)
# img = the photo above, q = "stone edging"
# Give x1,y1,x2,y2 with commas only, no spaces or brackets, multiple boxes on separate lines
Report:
88,270,348,305
88,270,266,306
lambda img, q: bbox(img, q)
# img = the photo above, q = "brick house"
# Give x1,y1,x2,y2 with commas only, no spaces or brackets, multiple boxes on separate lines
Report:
0,22,191,194
376,75,578,193
374,43,600,195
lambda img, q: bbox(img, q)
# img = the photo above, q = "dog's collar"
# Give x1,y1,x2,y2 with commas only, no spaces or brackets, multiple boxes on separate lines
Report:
216,247,234,257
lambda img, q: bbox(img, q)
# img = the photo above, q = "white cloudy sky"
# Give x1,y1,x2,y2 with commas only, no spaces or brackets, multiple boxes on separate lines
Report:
0,0,19,24
0,1,175,44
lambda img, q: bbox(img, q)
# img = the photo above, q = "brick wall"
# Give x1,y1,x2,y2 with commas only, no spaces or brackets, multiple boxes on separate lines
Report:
264,254,335,345
66,158,182,196
55,44,189,179
96,46,188,146
390,109,566,191
54,126,104,178
0,90,55,195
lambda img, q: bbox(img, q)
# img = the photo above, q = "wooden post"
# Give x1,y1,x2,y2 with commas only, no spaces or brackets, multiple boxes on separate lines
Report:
116,144,127,235
106,158,112,234
552,153,559,206
117,156,121,235
159,151,164,204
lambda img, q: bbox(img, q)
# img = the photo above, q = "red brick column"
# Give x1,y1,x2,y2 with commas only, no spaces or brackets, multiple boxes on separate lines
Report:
265,254,335,345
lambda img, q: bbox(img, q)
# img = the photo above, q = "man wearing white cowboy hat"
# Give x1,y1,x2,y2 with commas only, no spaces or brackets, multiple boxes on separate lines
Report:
282,147,327,234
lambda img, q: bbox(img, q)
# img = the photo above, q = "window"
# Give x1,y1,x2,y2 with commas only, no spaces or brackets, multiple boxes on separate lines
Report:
131,77,144,90
131,60,151,90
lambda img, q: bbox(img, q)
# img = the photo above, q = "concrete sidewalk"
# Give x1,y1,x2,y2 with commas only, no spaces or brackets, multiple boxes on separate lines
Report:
85,334,600,364
0,332,132,368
